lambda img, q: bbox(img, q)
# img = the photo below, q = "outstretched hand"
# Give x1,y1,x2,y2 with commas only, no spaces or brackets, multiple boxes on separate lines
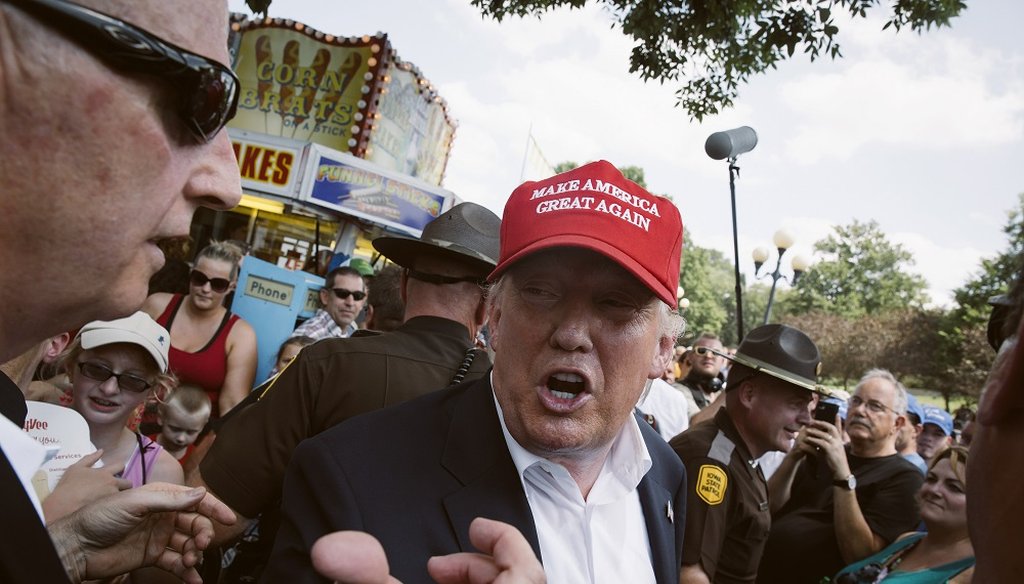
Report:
311,518,545,584
48,482,236,584
428,518,546,584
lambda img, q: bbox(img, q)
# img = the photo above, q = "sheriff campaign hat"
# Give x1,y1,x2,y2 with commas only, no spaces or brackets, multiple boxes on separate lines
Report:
719,324,824,394
373,202,501,276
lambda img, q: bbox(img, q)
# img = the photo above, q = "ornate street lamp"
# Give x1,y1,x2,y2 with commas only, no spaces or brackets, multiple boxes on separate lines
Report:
753,228,810,325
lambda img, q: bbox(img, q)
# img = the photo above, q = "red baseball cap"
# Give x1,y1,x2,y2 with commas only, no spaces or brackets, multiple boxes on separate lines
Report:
489,160,683,306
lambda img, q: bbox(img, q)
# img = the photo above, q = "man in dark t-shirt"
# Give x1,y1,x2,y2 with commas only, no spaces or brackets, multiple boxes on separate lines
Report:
758,369,923,583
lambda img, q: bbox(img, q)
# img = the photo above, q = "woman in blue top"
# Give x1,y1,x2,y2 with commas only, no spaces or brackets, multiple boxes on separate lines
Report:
832,445,973,583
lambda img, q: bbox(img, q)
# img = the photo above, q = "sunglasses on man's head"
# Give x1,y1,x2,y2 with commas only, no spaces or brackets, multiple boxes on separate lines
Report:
331,288,367,301
77,361,152,393
7,0,239,144
190,269,231,293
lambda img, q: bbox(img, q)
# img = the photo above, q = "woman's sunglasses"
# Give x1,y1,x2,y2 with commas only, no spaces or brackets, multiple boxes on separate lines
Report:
190,269,231,293
8,0,239,144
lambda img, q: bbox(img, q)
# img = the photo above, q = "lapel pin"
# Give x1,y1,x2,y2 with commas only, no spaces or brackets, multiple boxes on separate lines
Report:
666,501,674,523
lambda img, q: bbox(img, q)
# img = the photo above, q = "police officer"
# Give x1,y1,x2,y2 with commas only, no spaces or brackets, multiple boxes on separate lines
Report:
670,324,824,584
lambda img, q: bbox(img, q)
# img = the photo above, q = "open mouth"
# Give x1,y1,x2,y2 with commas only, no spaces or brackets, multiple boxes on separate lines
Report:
90,396,120,409
548,372,585,399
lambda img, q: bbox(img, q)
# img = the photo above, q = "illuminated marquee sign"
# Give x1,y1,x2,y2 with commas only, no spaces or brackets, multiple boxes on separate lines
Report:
229,130,306,196
366,61,456,187
229,21,387,155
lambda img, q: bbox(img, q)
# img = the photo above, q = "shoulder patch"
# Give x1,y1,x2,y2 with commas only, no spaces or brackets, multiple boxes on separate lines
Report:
696,464,728,506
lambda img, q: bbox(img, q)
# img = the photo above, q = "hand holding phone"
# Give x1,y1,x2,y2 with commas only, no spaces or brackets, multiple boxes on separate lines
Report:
813,400,840,425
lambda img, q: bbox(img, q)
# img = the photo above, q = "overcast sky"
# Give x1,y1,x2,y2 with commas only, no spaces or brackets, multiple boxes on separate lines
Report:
230,0,1024,306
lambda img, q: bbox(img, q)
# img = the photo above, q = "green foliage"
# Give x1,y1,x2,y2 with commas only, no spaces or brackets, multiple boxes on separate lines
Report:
782,308,965,394
619,165,647,189
679,232,735,343
951,192,1024,327
470,0,965,120
931,193,1024,401
551,161,648,188
553,161,579,174
787,219,928,317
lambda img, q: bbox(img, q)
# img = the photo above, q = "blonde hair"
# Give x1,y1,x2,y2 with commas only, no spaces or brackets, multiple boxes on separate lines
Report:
195,240,244,280
929,444,969,485
158,384,211,416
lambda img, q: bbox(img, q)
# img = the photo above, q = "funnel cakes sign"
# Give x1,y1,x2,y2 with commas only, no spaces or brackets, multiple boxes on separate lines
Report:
229,19,386,154
300,144,453,237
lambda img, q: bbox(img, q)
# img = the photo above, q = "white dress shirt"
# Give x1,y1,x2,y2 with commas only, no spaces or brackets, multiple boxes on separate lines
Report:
494,385,657,584
637,378,690,441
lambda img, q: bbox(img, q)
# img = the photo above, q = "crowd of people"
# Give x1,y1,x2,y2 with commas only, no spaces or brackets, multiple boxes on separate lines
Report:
1,1,1021,584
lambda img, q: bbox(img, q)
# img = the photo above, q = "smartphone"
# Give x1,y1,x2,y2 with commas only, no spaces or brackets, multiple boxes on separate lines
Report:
813,400,840,424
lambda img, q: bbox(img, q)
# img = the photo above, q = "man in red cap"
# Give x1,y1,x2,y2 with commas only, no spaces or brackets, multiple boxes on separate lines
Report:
265,161,688,583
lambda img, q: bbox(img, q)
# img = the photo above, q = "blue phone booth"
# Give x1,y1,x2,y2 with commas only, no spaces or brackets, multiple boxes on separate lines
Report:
231,256,324,384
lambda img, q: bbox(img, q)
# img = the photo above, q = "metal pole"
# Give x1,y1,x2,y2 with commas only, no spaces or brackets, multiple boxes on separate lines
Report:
762,249,785,325
728,159,744,342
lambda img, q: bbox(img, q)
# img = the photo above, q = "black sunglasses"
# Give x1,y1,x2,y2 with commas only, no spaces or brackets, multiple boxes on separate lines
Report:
7,0,239,144
78,361,152,393
330,288,367,301
190,269,231,293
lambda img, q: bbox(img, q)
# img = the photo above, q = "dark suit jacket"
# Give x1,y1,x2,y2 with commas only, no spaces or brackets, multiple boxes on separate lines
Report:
202,316,490,519
264,374,687,584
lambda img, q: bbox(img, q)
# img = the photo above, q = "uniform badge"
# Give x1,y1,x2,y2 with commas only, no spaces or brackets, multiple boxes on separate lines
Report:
696,464,728,506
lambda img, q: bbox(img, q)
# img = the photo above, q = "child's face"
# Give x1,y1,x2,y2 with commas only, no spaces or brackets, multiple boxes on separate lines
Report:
71,344,156,428
275,342,304,372
157,402,209,451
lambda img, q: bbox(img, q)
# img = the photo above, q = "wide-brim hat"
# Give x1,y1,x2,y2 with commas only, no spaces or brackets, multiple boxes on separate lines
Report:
717,324,823,394
77,311,170,373
487,160,683,306
373,202,500,276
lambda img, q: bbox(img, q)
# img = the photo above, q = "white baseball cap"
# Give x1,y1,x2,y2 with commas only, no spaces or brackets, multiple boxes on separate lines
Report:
77,312,170,373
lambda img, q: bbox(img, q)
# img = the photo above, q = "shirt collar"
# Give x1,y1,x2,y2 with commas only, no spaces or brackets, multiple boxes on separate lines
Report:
715,408,761,467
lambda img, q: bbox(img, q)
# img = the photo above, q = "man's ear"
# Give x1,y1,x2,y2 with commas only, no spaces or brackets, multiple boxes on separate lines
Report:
43,332,71,363
319,286,330,307
892,414,906,436
474,295,488,329
363,305,376,329
647,335,674,380
738,382,757,409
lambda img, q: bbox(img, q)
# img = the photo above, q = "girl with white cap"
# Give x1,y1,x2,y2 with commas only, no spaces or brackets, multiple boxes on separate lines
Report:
59,312,183,487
